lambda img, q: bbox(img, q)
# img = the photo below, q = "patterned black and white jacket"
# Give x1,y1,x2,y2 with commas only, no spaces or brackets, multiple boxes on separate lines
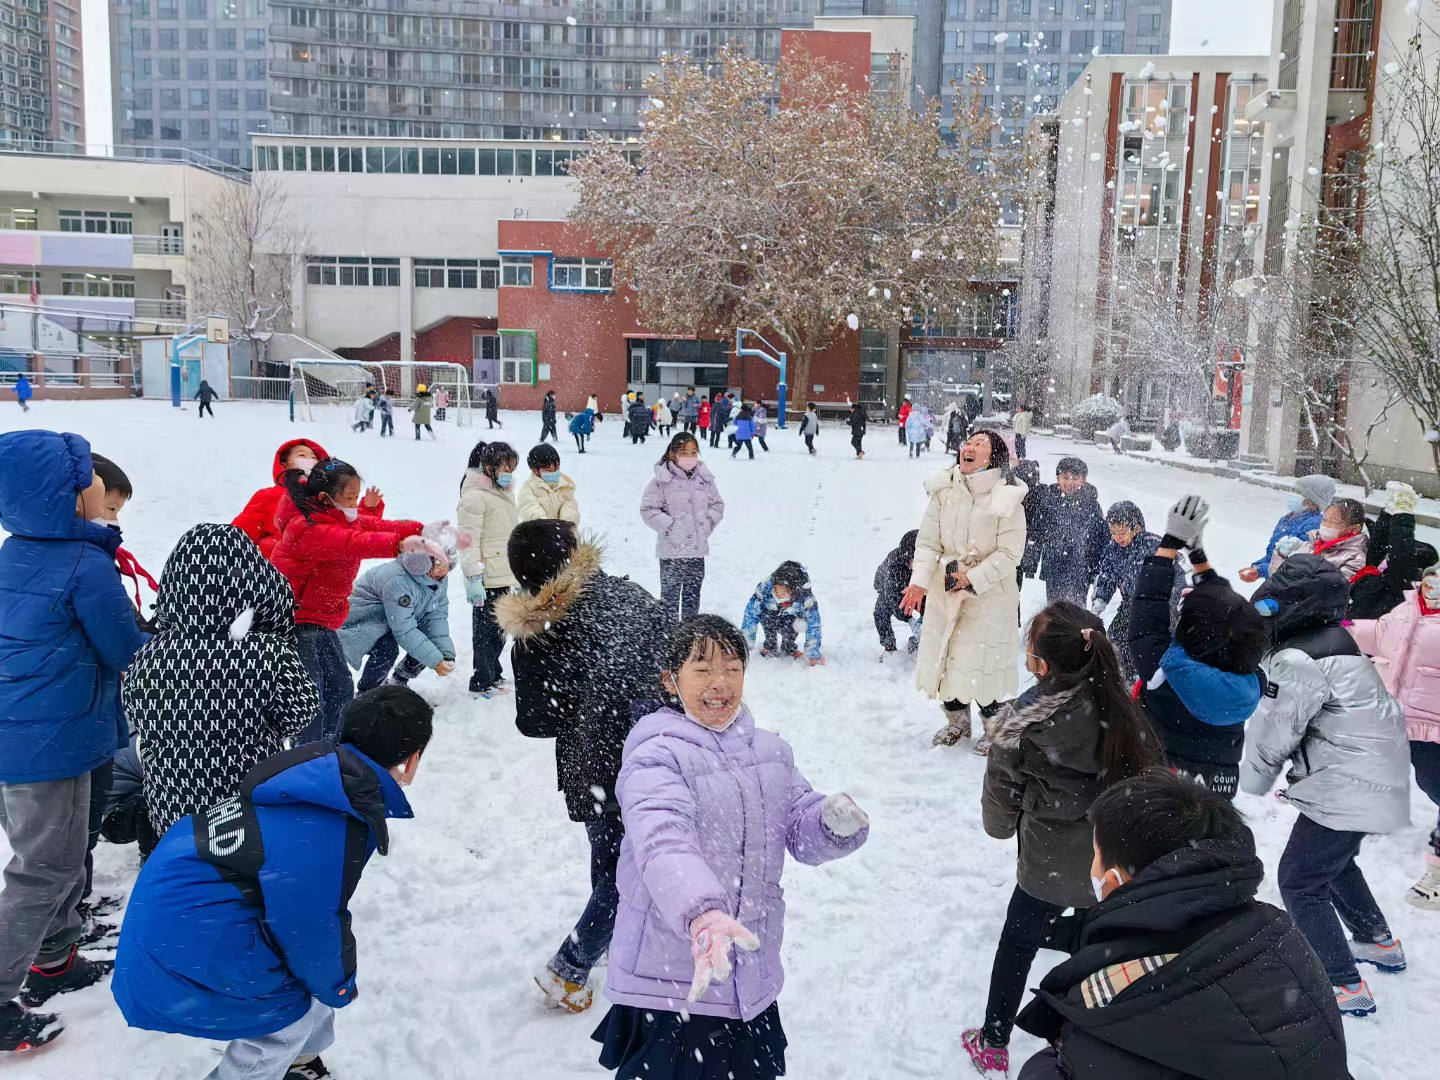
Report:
122,523,318,837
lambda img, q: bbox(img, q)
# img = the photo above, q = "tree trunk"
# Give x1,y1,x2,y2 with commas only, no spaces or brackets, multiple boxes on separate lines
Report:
790,338,817,423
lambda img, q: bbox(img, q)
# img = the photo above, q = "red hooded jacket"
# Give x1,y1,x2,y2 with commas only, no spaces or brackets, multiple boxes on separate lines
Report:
698,400,711,429
270,504,422,629
233,439,387,558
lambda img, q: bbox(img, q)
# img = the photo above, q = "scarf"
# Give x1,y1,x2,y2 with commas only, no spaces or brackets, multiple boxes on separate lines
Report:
1154,643,1262,726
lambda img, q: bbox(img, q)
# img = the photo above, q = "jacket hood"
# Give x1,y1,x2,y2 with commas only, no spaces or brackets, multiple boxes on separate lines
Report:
493,541,603,640
156,523,296,636
0,430,115,544
984,684,1098,757
271,438,328,483
624,705,756,757
1254,553,1350,641
245,743,413,856
652,460,715,485
923,464,1027,502
1091,835,1263,932
1156,643,1262,725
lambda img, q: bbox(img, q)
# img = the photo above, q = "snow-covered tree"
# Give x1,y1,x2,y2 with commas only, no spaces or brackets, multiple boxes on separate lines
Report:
569,47,1007,406
189,175,307,375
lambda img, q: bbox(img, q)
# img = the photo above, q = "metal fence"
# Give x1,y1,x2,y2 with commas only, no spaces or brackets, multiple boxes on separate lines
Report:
230,376,293,403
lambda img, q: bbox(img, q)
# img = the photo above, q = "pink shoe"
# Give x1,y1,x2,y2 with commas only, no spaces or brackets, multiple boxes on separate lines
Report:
962,1028,1009,1076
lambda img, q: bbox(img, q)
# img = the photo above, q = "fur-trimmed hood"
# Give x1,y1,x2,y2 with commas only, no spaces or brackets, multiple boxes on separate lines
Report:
984,684,1090,749
493,540,603,640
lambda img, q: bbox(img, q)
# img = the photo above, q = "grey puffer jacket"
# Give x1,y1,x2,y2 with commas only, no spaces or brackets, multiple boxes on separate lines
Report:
639,461,725,560
1240,624,1411,834
982,683,1106,909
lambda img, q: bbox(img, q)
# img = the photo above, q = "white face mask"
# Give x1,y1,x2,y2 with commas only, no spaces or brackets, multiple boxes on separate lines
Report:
292,455,318,474
339,506,359,522
1091,867,1120,903
682,699,743,733
89,516,118,531
1318,525,1342,541
1424,577,1440,604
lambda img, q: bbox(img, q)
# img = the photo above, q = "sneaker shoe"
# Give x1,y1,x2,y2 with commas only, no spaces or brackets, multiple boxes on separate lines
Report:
469,685,511,700
20,948,113,1007
284,1057,331,1080
1334,980,1376,1017
961,1028,1009,1076
534,966,593,1014
790,650,804,660
881,643,898,654
0,1001,62,1054
1406,853,1440,910
759,646,777,658
1352,938,1406,973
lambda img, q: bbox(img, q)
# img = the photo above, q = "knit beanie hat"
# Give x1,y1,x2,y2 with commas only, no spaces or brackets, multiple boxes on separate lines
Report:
1294,474,1337,510
400,538,449,577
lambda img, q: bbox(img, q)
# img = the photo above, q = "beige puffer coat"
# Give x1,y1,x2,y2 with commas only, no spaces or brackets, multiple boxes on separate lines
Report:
457,468,519,588
909,466,1028,705
517,473,580,524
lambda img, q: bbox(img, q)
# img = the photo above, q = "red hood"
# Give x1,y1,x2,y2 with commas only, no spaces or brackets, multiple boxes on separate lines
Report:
271,438,328,483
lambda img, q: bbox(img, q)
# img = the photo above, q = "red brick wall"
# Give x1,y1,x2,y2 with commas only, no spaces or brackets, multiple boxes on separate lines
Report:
733,334,860,409
781,29,872,99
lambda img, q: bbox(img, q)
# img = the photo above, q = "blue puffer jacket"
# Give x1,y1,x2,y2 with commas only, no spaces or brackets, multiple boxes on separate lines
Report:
0,430,146,783
1252,509,1322,579
337,559,455,671
740,579,823,660
112,741,413,1040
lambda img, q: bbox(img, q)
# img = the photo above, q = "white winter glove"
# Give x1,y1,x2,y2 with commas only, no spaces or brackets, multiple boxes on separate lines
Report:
1164,495,1209,550
820,793,869,838
465,575,487,606
1384,481,1419,516
1274,534,1305,559
687,910,761,1002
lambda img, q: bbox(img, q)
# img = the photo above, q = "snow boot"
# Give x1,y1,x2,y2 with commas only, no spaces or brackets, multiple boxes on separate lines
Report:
1352,937,1406,973
283,1056,331,1080
1334,980,1376,1017
906,634,920,654
961,1028,1009,1076
20,948,113,1007
1406,853,1440,910
535,966,593,1014
932,705,971,747
0,1001,61,1054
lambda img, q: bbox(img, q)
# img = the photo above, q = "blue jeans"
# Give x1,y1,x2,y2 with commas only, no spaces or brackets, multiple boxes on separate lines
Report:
1278,813,1391,986
294,625,353,744
549,817,624,986
1413,740,1440,856
356,631,428,693
206,997,334,1080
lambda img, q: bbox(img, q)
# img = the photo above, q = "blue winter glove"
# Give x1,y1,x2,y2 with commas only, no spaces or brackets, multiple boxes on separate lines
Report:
466,575,486,606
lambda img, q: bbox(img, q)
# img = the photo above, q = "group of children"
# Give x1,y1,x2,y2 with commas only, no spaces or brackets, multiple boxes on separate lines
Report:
349,383,450,440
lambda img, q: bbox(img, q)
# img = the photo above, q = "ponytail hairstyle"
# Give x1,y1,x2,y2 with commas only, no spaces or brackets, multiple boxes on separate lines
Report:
281,457,361,522
462,441,488,493
477,441,518,483
659,431,700,467
1027,601,1159,786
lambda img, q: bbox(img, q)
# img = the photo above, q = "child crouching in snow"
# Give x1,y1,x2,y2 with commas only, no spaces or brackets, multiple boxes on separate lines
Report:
339,538,460,693
594,615,868,1080
740,560,824,665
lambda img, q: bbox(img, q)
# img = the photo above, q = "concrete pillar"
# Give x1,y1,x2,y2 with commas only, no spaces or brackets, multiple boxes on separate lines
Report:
399,255,414,396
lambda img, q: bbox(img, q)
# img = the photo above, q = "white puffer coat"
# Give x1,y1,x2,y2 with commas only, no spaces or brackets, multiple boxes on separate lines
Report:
909,466,1028,705
457,468,519,589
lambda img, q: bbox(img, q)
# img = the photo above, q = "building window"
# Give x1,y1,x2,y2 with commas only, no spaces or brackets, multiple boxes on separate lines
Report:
954,31,964,51
157,0,177,15
305,257,400,286
186,0,207,15
0,270,40,294
134,90,152,110
1070,30,1094,55
244,60,266,80
946,0,965,15
157,28,179,50
160,88,182,110
218,89,238,110
1137,12,1162,35
473,334,500,364
188,59,210,80
500,331,535,384
158,58,180,80
132,29,150,49
244,29,265,49
61,273,137,298
551,256,613,291
501,256,534,287
1102,0,1124,14
0,209,38,231
187,28,209,49
245,89,266,111
190,119,210,141
1101,30,1124,53
189,89,209,109
218,59,238,81
133,119,154,138
59,210,135,235
218,119,240,140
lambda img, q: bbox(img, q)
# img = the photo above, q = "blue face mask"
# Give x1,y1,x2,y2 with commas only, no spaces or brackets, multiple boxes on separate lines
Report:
541,470,561,484
497,472,514,489
1286,493,1305,513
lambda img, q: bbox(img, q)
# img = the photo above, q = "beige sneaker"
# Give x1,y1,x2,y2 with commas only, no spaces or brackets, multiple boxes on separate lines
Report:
1407,853,1440,911
534,966,594,1013
932,706,971,746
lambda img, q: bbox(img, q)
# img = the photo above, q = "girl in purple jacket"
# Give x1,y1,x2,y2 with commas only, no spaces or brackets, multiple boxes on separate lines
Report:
593,615,869,1080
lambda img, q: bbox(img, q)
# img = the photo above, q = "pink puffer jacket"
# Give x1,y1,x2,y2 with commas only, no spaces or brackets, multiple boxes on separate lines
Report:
1348,590,1440,743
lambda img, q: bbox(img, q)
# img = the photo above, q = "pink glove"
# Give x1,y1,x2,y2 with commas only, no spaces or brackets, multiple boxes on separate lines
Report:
687,910,760,1002
399,536,427,555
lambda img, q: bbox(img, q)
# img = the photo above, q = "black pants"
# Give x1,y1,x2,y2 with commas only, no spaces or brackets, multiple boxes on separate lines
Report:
804,433,815,455
1044,579,1090,606
550,817,624,984
709,426,723,448
1413,739,1440,856
898,423,907,445
487,412,502,429
83,761,113,899
732,437,754,459
659,558,705,622
873,598,916,650
983,886,1068,1048
294,624,353,743
357,631,429,693
470,587,510,692
1014,434,1027,459
756,434,769,452
851,432,864,456
573,432,588,453
684,420,697,433
414,423,434,440
541,418,558,442
198,400,214,418
380,414,393,436
631,431,648,445
759,609,799,654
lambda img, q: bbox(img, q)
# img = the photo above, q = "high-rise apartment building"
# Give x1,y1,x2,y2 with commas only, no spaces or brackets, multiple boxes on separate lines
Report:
110,0,272,167
264,0,826,141
940,0,1171,136
2,0,84,148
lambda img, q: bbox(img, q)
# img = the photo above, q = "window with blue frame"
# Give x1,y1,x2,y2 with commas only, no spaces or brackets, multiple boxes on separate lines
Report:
551,256,613,291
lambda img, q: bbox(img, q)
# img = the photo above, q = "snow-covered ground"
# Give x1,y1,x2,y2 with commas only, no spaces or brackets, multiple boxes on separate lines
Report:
2,399,1435,1079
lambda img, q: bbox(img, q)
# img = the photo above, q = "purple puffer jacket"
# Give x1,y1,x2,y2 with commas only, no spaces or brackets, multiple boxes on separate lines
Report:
606,707,868,1021
639,461,725,560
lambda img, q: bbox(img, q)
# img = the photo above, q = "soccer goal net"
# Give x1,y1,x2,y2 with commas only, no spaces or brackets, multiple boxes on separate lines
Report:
289,359,474,427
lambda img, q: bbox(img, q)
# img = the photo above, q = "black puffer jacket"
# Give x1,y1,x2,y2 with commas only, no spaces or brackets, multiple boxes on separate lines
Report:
1034,483,1108,590
981,683,1107,909
495,542,671,821
122,523,318,836
1016,837,1348,1080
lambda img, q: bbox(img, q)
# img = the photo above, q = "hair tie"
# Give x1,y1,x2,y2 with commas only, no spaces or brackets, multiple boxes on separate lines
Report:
1081,627,1095,651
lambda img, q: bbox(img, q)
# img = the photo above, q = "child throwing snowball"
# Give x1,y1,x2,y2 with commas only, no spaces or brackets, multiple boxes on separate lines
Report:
339,538,459,693
594,616,868,1080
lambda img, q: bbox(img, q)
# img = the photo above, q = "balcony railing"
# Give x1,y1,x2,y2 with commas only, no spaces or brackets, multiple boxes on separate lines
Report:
0,140,249,181
1331,0,1376,91
133,234,185,256
1278,0,1302,90
133,298,188,322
